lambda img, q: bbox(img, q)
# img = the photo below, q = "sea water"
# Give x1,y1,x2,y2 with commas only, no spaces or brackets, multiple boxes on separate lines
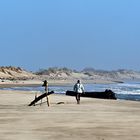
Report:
1,82,140,101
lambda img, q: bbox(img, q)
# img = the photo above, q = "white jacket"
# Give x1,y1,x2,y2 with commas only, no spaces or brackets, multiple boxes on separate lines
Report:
74,83,84,93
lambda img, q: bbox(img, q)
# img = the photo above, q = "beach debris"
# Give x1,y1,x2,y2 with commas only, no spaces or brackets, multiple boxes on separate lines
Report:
57,102,65,105
28,91,54,106
66,89,116,100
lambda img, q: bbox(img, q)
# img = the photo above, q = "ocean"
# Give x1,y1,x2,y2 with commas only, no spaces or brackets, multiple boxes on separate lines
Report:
1,82,140,101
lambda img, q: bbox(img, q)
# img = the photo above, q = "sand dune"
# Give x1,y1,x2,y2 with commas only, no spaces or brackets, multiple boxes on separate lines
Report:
1,66,140,85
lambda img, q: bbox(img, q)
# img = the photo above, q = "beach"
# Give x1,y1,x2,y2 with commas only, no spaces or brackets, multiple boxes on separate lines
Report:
1,0,140,139
0,89,140,140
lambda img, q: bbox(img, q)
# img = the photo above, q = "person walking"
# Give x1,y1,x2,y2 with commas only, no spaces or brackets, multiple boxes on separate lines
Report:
73,80,84,104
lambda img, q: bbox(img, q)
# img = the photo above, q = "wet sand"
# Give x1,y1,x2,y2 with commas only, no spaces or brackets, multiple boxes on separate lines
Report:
0,78,119,89
0,90,140,140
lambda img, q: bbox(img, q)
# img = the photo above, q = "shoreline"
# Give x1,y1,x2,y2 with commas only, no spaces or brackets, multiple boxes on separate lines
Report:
0,79,123,88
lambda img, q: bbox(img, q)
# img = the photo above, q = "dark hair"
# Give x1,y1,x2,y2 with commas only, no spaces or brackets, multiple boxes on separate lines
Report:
42,80,48,86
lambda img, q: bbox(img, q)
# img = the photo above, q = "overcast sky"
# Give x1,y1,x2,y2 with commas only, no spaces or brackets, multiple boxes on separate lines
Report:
0,0,140,71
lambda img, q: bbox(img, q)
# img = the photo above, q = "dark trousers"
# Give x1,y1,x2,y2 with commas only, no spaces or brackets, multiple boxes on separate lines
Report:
76,93,81,104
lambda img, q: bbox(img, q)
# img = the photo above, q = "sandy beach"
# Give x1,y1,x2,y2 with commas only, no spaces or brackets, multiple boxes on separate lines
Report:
0,89,140,140
1,0,140,139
